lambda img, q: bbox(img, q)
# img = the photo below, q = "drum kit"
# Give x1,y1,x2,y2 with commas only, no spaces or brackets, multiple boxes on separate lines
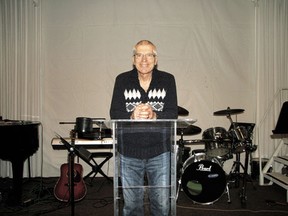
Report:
177,106,257,205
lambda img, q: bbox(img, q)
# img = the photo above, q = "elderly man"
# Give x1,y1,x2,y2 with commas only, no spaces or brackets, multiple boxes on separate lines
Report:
110,40,178,216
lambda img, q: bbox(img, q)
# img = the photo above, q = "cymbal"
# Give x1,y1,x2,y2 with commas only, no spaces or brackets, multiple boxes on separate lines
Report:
213,108,244,116
178,106,189,116
177,119,197,128
177,125,202,136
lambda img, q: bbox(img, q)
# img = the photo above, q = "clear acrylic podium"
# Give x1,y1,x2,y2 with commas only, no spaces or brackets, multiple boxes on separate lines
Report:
110,119,196,216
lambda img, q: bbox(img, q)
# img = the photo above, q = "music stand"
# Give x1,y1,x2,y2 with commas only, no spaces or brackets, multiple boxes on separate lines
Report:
58,136,89,160
272,101,288,134
57,134,97,215
57,135,76,216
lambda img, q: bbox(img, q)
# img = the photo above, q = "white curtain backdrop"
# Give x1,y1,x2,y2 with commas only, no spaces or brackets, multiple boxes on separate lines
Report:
0,0,42,177
254,0,288,180
0,0,287,178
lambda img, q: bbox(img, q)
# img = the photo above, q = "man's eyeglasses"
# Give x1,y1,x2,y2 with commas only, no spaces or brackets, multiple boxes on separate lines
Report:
134,53,156,60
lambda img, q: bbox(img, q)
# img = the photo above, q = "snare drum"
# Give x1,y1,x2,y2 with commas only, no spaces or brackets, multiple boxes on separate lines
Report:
181,153,226,204
202,127,231,159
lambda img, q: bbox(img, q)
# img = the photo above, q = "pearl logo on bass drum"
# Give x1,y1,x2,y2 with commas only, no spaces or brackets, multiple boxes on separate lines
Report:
196,163,212,172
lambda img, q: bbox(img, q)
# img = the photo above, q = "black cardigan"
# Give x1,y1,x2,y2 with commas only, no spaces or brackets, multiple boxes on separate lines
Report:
110,68,178,159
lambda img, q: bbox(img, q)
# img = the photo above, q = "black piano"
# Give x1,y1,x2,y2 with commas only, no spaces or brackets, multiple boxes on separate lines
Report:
0,120,40,205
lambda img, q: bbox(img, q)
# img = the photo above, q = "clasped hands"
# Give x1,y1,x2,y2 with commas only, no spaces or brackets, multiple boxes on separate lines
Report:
131,103,157,120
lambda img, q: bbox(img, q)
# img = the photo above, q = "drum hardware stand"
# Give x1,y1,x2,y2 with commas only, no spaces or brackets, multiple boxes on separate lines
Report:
175,126,198,201
240,142,257,204
238,143,252,205
225,183,231,203
176,174,182,201
214,157,231,204
224,110,247,186
213,107,258,204
176,131,185,201
240,147,249,204
228,152,244,188
177,131,185,172
227,141,257,204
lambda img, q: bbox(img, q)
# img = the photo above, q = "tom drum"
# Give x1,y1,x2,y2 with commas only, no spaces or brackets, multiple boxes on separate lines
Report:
202,127,231,159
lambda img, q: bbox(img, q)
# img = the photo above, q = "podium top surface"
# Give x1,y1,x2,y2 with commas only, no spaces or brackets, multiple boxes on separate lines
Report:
109,118,196,122
107,119,197,129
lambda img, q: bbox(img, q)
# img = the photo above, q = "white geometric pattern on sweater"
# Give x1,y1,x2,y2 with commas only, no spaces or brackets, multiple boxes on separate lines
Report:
126,101,142,112
148,101,164,111
126,101,164,112
148,88,166,99
124,89,141,100
124,88,166,112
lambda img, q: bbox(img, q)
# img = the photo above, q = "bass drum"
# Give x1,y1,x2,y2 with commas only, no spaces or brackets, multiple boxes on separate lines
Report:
181,154,227,204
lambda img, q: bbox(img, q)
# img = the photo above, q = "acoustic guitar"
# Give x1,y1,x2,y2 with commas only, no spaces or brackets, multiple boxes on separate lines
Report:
54,162,87,202
54,130,87,202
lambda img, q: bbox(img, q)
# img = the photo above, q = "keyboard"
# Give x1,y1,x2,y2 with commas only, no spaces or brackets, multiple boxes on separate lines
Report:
51,137,113,149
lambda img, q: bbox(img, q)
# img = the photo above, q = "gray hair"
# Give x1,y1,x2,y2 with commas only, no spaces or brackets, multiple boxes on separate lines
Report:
133,40,158,56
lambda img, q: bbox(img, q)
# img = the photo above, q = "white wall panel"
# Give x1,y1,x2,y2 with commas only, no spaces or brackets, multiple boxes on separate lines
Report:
40,0,256,176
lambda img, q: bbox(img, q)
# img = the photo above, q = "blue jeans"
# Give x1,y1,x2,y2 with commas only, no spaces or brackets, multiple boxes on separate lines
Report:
120,152,171,216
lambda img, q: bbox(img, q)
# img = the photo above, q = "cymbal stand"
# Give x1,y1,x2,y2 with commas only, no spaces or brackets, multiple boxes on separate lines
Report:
177,130,185,169
226,112,243,187
240,141,257,204
226,112,249,204
240,145,250,204
228,152,245,188
228,140,256,205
